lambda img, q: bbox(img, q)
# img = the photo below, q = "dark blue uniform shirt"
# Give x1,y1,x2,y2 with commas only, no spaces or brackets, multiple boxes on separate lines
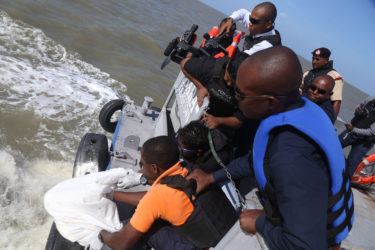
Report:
213,103,330,249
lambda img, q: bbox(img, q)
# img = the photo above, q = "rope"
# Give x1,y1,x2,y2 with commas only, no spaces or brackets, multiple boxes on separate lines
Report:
207,128,248,209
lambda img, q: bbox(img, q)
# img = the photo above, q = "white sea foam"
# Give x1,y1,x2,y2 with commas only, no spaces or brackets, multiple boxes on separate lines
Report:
0,11,131,249
0,150,72,249
0,10,130,159
0,10,130,121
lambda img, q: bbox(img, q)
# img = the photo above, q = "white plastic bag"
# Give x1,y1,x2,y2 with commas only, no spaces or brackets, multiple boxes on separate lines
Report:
44,168,140,250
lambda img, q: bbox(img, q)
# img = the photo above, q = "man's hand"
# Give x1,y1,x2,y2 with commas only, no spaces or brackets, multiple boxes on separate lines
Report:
100,230,125,250
197,87,209,107
100,223,143,250
345,123,354,131
186,168,215,198
239,209,265,236
218,18,234,36
201,113,221,129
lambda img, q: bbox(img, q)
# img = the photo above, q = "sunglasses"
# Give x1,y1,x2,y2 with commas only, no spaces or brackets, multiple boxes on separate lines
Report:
249,16,267,24
177,139,196,153
234,86,285,101
309,85,327,95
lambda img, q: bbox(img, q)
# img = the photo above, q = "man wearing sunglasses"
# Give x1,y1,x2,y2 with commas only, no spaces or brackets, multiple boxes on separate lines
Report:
218,2,281,55
187,46,353,249
301,47,344,118
306,75,335,123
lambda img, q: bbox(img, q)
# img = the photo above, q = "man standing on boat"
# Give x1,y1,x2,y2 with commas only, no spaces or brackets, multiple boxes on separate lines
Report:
300,47,344,118
218,2,281,55
339,97,375,176
187,46,353,249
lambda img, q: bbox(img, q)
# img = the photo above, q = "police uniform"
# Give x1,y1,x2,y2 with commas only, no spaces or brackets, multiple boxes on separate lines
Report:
301,47,344,102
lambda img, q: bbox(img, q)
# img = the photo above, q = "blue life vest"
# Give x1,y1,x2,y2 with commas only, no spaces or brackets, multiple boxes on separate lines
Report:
253,97,354,246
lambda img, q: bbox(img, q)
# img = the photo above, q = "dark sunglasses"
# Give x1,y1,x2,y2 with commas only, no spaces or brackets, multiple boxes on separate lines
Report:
309,85,327,95
249,16,267,24
234,86,285,101
177,139,196,153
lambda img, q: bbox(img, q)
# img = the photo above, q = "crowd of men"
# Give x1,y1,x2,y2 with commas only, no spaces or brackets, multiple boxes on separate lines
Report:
99,1,374,249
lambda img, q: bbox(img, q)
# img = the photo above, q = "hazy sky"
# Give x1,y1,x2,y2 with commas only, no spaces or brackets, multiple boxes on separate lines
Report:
200,0,375,95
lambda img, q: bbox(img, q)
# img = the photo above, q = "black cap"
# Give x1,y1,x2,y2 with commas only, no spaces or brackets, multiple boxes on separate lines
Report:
312,47,331,58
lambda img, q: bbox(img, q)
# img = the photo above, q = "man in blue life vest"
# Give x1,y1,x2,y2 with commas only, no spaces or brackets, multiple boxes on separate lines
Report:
219,2,281,55
187,46,353,249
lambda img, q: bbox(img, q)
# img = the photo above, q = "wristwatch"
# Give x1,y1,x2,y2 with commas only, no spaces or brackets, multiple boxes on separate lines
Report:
140,174,148,185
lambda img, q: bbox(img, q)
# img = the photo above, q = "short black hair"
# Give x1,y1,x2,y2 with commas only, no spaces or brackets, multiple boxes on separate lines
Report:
227,52,250,79
142,136,179,170
178,121,209,151
257,2,277,22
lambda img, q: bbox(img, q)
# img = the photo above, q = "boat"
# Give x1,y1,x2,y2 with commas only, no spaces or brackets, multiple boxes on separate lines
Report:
45,58,270,248
44,25,375,250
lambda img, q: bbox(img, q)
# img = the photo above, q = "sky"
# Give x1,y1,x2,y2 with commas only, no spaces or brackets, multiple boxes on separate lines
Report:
199,0,375,96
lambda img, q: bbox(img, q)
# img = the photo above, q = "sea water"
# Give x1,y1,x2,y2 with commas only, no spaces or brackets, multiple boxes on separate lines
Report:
0,0,370,249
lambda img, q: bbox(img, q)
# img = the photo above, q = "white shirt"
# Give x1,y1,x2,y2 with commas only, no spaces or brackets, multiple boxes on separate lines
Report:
230,8,275,55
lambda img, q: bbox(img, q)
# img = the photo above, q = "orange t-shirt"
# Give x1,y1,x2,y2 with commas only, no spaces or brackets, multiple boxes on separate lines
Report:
130,162,194,233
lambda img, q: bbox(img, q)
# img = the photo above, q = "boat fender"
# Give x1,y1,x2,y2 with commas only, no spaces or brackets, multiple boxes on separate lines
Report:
99,99,125,133
73,133,109,177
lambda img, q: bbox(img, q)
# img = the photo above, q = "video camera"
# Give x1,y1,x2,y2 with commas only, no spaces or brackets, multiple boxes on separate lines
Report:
162,24,199,66
161,24,234,69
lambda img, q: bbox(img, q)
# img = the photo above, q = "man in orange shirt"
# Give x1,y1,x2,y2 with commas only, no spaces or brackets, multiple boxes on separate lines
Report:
100,136,236,250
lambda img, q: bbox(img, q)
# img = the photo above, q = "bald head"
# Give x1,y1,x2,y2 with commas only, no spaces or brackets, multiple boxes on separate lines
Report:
238,46,302,96
255,2,277,22
236,46,302,119
307,75,334,104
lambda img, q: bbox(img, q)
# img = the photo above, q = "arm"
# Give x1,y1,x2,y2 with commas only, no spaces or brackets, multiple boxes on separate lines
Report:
229,9,251,28
218,9,251,35
201,114,243,129
100,223,143,250
332,100,341,118
328,71,343,117
181,57,209,107
113,191,146,207
351,122,375,137
186,153,252,195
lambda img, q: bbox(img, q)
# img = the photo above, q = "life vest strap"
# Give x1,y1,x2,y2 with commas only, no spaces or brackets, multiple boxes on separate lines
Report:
327,201,354,245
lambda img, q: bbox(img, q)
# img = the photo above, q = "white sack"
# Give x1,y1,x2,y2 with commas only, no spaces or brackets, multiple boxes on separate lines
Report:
44,168,141,250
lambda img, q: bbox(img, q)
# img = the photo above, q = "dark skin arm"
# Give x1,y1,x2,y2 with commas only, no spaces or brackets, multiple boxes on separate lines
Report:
185,168,215,197
100,223,143,250
217,18,234,36
332,100,341,118
113,191,146,207
239,209,265,236
180,58,210,107
201,112,243,129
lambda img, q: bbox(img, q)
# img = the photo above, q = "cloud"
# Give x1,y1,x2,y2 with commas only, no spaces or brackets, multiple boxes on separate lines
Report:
280,12,288,18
